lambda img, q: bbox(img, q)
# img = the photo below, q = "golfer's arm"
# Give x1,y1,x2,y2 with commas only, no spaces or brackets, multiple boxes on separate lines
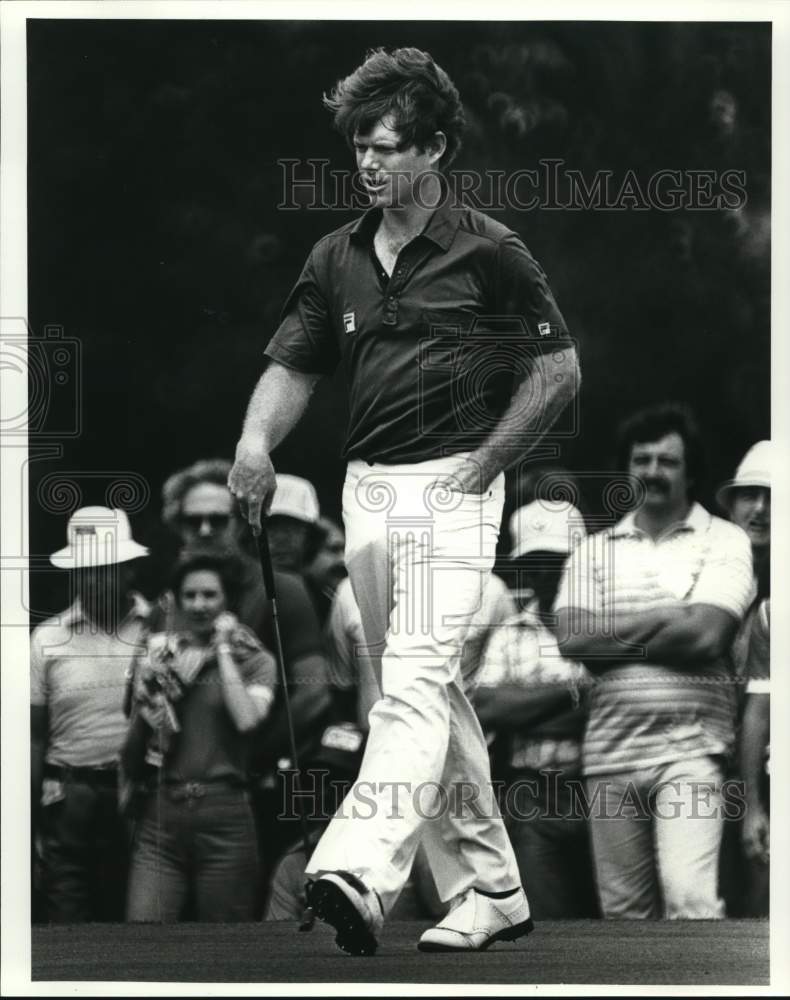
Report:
238,361,321,452
468,347,580,488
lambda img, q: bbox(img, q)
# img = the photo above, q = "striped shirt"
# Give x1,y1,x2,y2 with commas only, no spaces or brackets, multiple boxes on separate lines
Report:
554,502,753,775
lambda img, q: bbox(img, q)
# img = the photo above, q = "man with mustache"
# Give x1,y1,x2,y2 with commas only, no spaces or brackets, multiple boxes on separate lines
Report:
229,47,579,953
554,403,754,920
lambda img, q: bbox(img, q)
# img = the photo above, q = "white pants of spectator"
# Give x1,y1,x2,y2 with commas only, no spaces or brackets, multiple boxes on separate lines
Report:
585,755,726,919
305,454,522,915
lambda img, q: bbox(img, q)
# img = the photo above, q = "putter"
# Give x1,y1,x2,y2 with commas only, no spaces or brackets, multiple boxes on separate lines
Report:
255,519,316,931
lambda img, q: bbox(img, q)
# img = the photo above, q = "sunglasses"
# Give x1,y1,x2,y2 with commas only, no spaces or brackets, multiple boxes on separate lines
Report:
180,513,233,532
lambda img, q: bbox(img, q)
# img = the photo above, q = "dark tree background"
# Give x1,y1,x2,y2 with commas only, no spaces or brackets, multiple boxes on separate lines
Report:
27,19,771,619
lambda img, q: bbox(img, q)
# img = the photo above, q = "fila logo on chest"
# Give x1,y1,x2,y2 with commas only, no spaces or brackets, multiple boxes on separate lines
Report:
343,311,356,334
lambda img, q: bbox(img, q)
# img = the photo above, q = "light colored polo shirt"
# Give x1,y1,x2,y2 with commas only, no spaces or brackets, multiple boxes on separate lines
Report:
554,502,753,775
30,598,149,768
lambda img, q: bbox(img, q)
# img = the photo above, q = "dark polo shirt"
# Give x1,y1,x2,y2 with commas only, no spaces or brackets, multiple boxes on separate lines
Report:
265,200,572,464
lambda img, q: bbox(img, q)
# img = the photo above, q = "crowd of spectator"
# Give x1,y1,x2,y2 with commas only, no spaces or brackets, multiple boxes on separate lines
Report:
30,402,771,924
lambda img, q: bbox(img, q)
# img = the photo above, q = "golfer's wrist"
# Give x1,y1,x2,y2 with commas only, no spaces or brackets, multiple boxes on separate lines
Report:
237,431,271,459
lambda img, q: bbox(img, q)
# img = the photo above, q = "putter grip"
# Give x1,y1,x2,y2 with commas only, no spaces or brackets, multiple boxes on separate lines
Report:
257,527,277,600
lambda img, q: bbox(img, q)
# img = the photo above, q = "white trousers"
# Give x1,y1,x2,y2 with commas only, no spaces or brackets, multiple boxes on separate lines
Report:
305,454,522,915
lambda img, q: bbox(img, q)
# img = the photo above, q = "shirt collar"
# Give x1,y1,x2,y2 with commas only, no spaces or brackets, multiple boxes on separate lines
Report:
348,189,460,253
611,501,710,540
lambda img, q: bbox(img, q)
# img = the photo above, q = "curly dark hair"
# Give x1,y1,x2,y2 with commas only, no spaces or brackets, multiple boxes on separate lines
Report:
615,402,705,494
170,545,245,612
324,47,465,169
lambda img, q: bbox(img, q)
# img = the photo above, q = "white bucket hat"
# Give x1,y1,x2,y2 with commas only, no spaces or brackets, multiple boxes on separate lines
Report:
269,474,320,524
50,506,149,569
716,440,771,510
509,500,586,559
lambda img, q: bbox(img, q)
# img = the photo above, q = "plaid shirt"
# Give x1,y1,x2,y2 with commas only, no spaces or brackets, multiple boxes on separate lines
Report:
476,606,589,772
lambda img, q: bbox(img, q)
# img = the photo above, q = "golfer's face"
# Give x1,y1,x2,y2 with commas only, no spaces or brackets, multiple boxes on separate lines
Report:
353,117,436,209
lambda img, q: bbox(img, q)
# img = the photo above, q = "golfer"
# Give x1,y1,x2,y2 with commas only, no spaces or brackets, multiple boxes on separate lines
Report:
229,47,579,954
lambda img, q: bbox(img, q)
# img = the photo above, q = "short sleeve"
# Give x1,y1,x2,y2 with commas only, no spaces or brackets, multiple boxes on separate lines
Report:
231,625,277,692
264,246,340,376
746,599,770,694
494,234,571,355
30,628,48,706
690,520,754,620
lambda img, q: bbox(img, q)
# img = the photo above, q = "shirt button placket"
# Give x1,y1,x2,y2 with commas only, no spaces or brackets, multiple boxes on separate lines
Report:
384,293,398,326
384,255,407,325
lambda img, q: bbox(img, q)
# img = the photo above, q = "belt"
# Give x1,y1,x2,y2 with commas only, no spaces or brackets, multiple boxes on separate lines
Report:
44,764,118,787
155,779,247,802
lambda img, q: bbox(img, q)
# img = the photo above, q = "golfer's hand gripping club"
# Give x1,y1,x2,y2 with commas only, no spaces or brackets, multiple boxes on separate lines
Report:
227,445,276,536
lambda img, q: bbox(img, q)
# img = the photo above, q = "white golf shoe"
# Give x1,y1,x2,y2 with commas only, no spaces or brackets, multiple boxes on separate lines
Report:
418,887,534,952
308,871,384,956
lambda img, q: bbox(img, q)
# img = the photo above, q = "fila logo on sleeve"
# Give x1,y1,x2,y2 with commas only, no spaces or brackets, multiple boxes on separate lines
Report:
343,312,356,334
538,322,552,337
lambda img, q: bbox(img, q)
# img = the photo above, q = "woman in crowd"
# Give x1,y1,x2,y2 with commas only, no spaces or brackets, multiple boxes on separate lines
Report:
123,548,277,922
